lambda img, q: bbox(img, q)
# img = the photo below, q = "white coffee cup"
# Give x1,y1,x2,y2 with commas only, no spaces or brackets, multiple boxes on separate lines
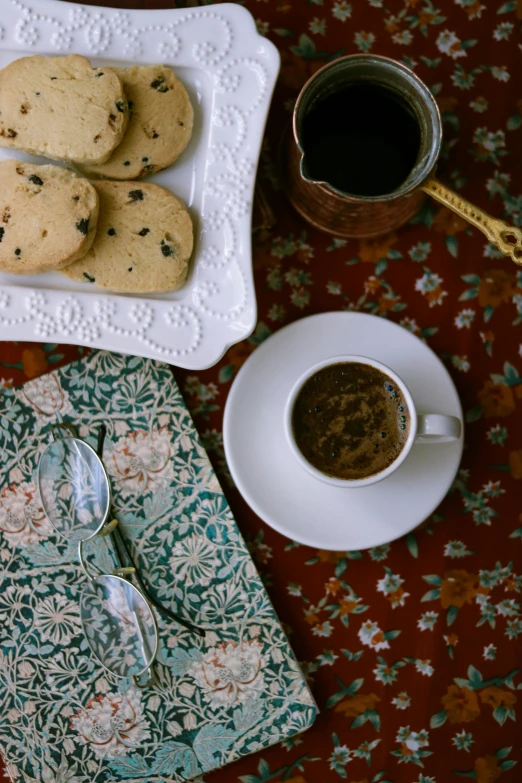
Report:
284,354,461,489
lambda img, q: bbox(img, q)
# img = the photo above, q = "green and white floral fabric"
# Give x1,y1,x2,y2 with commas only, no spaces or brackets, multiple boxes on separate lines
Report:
0,351,316,783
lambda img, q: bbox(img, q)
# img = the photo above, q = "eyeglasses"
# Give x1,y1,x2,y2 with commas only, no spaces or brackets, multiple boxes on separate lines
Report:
38,423,204,688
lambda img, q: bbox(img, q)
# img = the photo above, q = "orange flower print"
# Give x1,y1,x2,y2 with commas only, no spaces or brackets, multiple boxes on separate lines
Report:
364,276,382,296
317,549,345,564
444,633,459,647
335,693,380,717
477,381,515,418
21,347,48,379
339,597,360,617
386,587,406,608
478,269,515,308
358,620,390,651
479,686,517,709
385,15,400,33
441,685,481,723
359,233,397,263
474,755,502,783
440,570,479,608
377,296,398,314
432,206,467,234
480,331,495,345
508,450,522,479
460,1,486,20
325,578,341,596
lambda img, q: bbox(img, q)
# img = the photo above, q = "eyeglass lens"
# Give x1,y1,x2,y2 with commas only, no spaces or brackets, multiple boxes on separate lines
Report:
38,437,110,542
80,575,158,678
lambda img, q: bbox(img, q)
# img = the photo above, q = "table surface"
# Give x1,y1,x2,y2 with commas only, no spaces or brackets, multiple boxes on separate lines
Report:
2,1,522,782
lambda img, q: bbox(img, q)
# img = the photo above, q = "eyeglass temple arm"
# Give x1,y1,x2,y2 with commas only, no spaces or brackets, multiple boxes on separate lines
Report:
95,426,205,638
110,526,205,637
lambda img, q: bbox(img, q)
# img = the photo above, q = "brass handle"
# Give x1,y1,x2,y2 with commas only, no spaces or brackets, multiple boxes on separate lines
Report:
421,177,522,266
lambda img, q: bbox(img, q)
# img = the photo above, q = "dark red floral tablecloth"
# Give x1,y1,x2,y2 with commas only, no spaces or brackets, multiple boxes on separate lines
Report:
2,1,522,782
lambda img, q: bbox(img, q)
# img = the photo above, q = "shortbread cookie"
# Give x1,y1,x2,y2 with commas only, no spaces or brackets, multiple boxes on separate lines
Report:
80,64,193,180
0,159,99,275
0,55,128,165
62,181,193,293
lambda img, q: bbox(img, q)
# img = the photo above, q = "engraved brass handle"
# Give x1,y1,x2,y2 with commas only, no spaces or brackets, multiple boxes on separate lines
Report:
421,178,522,266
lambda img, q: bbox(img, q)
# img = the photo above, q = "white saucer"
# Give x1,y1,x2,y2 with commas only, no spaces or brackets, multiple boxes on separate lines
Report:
223,312,464,551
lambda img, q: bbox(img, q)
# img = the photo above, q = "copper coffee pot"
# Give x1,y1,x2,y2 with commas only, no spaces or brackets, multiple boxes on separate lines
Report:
283,54,522,265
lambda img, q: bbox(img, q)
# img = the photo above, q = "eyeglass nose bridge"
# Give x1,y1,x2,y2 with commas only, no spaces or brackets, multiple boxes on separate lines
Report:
50,422,80,441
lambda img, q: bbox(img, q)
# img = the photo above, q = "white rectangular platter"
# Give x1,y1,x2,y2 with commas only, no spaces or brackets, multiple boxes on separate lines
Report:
0,0,280,368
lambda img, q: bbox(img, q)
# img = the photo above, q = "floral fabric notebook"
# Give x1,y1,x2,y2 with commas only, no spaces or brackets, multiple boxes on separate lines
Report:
0,351,316,783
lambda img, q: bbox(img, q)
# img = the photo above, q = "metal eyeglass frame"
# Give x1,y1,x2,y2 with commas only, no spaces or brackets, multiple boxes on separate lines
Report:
38,422,205,688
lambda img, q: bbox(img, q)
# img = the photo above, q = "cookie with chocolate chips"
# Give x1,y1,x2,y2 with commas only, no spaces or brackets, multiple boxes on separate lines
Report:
80,64,193,180
0,54,128,165
61,180,193,293
0,159,99,275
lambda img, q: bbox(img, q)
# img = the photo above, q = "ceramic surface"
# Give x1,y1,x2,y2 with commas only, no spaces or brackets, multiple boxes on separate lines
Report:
223,312,464,550
0,0,280,369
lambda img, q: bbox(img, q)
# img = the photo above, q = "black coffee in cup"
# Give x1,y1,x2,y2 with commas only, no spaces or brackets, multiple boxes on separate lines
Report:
291,362,410,481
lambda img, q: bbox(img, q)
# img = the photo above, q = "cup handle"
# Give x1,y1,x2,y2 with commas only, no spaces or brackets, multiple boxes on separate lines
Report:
416,414,461,443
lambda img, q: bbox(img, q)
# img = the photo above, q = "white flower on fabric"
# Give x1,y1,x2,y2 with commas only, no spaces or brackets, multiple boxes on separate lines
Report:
72,691,150,759
183,712,197,730
22,374,71,418
33,594,82,646
179,682,195,698
105,428,175,497
358,620,390,651
169,534,221,587
392,692,411,710
415,659,434,676
455,309,475,329
189,639,265,708
0,482,52,548
491,66,510,83
436,30,466,59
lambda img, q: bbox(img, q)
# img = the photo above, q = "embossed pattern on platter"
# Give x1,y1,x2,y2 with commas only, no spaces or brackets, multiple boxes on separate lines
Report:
0,0,278,366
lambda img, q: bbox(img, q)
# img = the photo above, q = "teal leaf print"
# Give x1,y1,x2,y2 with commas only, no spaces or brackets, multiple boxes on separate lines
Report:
375,258,388,276
149,741,202,777
430,709,447,728
446,235,458,258
233,699,265,732
467,665,483,686
405,533,419,558
108,753,151,778
497,1,516,12
447,605,459,626
500,760,518,770
465,405,483,423
507,114,522,130
290,33,316,57
249,322,272,345
423,574,443,585
160,645,203,675
218,364,235,383
193,723,239,771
